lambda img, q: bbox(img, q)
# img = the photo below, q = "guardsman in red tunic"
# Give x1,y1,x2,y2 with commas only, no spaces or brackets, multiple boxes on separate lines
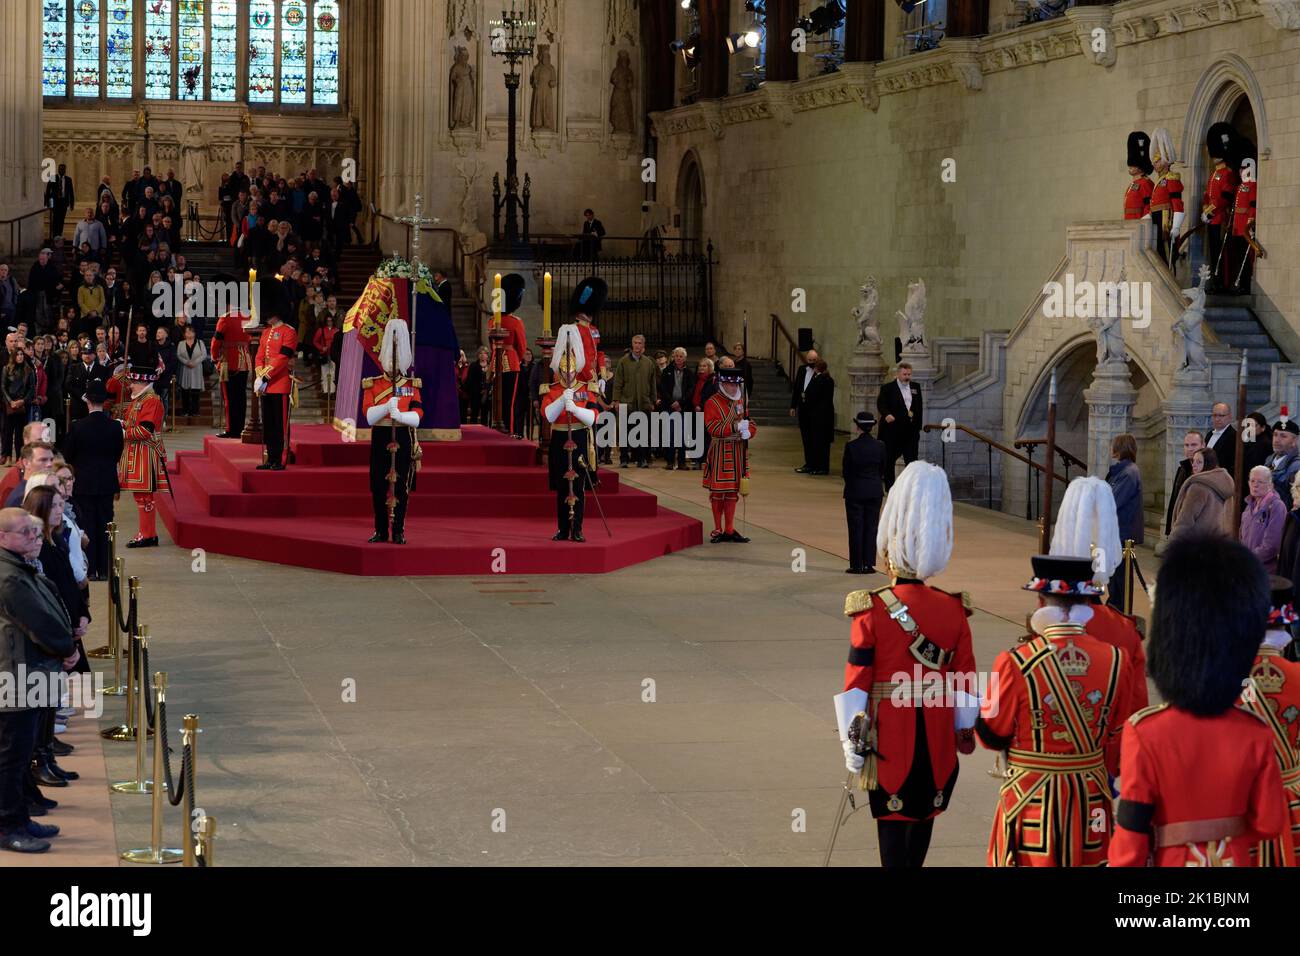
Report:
702,365,756,543
211,301,253,438
363,318,422,544
1228,139,1259,296
1148,127,1184,266
1202,122,1240,293
841,461,977,868
253,279,297,470
569,277,606,386
496,274,530,438
1123,131,1154,222
1243,578,1300,866
1049,476,1150,760
543,324,599,542
1110,535,1286,867
978,555,1136,867
118,360,169,548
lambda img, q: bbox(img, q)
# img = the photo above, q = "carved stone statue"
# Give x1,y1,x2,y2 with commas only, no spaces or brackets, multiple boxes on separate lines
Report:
1173,264,1211,373
178,121,210,196
1088,310,1129,367
610,50,635,134
450,47,476,130
852,276,881,350
897,278,927,353
530,45,556,132
455,159,481,235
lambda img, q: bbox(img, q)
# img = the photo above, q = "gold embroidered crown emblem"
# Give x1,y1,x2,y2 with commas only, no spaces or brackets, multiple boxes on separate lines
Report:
1055,639,1091,677
1251,656,1287,696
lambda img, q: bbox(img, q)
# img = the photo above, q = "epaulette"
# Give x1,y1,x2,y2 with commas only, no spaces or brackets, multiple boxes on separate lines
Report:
844,590,873,617
1128,702,1169,726
936,587,974,616
1167,171,1181,181
362,376,376,387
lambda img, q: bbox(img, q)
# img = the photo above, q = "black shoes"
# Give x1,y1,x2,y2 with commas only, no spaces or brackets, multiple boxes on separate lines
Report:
51,738,73,757
571,531,585,543
268,463,286,471
0,831,50,853
391,532,406,545
552,530,584,542
38,750,77,782
552,531,569,541
255,462,274,470
726,531,750,543
846,567,870,575
795,466,811,474
368,532,388,543
126,536,158,548
30,761,67,789
26,822,59,839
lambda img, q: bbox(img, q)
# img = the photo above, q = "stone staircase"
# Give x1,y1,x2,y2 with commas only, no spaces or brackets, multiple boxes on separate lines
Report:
748,361,795,427
1204,295,1282,409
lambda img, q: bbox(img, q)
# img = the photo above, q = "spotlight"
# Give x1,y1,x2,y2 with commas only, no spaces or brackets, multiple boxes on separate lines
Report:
744,28,760,47
799,1,846,35
896,0,927,13
726,32,760,54
670,33,700,68
680,0,693,9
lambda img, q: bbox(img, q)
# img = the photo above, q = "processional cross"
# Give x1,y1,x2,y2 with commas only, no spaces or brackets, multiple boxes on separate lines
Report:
392,193,441,338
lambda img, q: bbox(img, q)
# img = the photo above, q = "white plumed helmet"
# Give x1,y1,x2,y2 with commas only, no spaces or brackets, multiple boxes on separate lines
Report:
379,317,413,375
876,461,953,581
1050,476,1122,582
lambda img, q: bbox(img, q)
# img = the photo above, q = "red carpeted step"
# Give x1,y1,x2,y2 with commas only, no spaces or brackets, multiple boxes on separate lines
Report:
157,423,702,575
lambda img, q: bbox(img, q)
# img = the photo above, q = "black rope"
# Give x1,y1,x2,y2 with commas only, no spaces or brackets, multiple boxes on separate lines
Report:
1131,557,1149,592
158,697,184,807
139,640,155,731
110,572,130,634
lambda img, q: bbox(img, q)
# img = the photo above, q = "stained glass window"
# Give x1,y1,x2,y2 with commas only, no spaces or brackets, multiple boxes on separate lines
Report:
248,0,277,103
105,0,133,98
71,0,100,98
210,0,238,101
43,1,343,105
178,0,205,100
145,0,174,99
42,1,68,97
280,0,308,104
312,1,340,106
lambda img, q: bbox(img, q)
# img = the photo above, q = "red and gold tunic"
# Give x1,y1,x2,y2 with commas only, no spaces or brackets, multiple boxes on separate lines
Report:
254,321,298,395
1124,176,1153,220
118,387,168,494
496,313,528,373
1231,179,1257,238
978,623,1134,867
843,582,976,821
1085,602,1149,769
1202,162,1239,226
361,375,423,424
211,311,252,375
1110,704,1286,867
702,392,755,494
1242,647,1300,866
1150,170,1184,217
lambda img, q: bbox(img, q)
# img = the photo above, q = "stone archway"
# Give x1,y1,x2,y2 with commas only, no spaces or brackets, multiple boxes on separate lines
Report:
676,150,706,255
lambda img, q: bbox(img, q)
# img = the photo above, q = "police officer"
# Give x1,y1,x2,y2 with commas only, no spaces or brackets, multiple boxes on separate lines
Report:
842,411,886,574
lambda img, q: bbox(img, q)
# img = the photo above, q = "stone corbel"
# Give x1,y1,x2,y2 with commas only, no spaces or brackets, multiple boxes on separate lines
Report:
762,82,795,126
1118,15,1158,42
837,61,880,112
943,39,984,92
1256,0,1300,30
1066,6,1117,67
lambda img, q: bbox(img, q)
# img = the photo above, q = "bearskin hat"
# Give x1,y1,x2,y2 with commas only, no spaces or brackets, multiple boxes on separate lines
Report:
502,273,526,315
1148,534,1268,715
1126,132,1154,176
568,276,607,320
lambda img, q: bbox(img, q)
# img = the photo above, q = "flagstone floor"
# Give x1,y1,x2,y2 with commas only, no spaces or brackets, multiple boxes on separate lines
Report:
18,420,1156,867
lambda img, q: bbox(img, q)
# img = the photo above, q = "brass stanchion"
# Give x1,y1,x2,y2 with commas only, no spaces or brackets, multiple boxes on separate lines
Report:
181,714,199,867
87,523,118,659
1122,539,1136,616
121,671,180,863
101,557,128,696
101,576,143,738
194,815,216,867
111,626,156,793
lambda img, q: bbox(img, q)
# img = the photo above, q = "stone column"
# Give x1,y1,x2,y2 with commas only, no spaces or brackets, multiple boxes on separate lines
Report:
1160,369,1212,538
1084,362,1137,476
0,0,46,255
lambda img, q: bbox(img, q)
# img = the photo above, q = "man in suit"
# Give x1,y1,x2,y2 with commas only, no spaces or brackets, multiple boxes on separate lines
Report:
60,380,123,581
580,209,605,260
1205,402,1237,478
433,269,453,307
1165,429,1203,536
790,348,820,474
877,362,923,491
44,165,74,237
843,411,886,574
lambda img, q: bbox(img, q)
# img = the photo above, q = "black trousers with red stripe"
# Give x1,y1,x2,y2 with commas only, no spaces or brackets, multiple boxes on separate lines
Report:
261,392,291,466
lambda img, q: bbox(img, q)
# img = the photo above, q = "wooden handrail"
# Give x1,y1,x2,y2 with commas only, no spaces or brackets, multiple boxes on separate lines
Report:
923,422,1067,482
1013,437,1087,471
770,312,802,381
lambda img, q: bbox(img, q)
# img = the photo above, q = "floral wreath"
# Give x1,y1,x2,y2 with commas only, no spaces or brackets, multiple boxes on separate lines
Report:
374,256,437,290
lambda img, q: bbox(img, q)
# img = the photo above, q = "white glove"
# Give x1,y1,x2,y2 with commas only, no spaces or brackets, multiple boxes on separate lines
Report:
564,398,579,414
738,424,751,440
1201,211,1213,224
388,396,400,414
842,739,864,773
561,388,575,404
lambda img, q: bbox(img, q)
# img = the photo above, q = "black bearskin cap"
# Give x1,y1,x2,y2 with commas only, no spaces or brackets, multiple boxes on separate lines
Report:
501,273,526,315
1148,534,1268,715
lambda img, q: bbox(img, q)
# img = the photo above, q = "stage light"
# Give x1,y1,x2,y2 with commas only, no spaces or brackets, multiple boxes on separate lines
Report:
680,0,693,9
799,1,846,34
725,32,749,54
744,28,760,47
670,33,700,68
896,0,927,13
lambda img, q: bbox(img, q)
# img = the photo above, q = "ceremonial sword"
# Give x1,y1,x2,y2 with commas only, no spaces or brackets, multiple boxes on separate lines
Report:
576,455,614,539
822,711,869,867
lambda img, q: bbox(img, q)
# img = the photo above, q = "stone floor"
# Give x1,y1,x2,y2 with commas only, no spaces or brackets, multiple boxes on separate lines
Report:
10,420,1156,867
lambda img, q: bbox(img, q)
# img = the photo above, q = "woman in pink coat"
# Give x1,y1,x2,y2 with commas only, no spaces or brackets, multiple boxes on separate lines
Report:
1242,464,1287,572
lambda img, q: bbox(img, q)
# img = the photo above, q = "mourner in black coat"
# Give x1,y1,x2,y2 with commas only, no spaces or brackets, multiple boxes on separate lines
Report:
877,363,923,490
59,380,123,580
843,412,887,574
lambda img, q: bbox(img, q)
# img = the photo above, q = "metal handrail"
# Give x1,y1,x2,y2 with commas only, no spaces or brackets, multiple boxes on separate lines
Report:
923,421,1068,517
1,208,47,255
770,312,802,384
923,422,1067,481
1013,437,1087,471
